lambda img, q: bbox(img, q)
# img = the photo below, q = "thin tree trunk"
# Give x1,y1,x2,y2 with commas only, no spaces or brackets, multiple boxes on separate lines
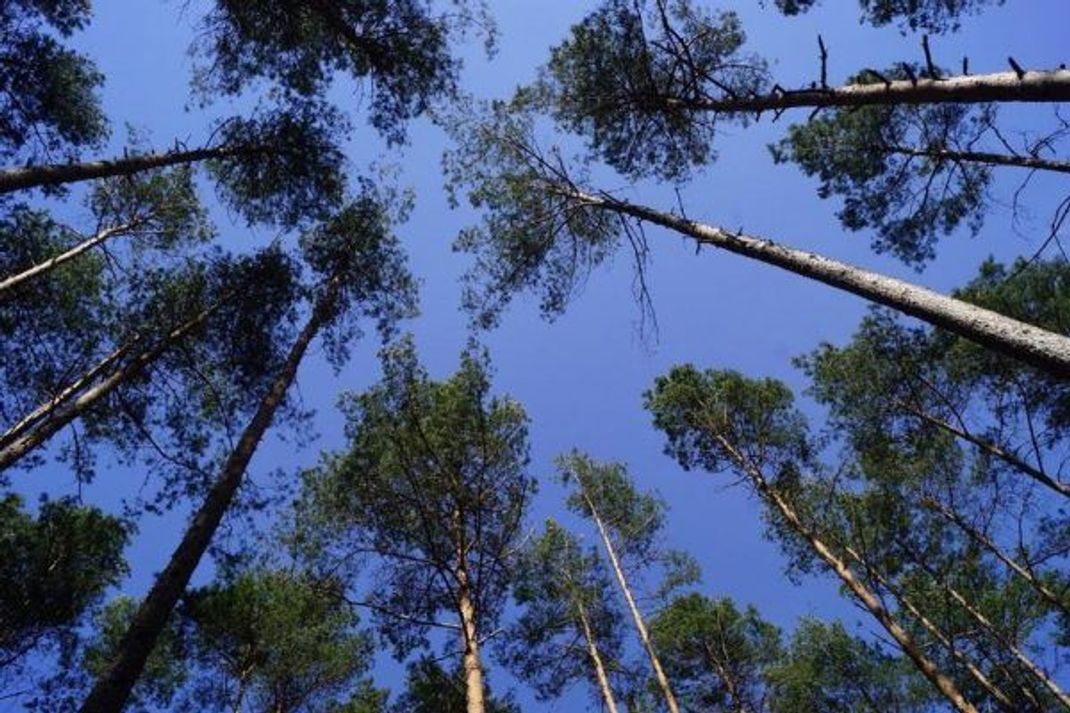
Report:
580,490,681,713
897,401,1070,498
887,146,1070,174
842,542,1017,711
564,187,1070,379
0,338,139,448
713,435,980,713
702,641,751,713
456,564,486,713
903,546,1070,710
666,69,1070,114
921,496,1069,615
0,299,227,472
0,221,140,297
78,276,341,713
0,144,259,195
575,599,621,713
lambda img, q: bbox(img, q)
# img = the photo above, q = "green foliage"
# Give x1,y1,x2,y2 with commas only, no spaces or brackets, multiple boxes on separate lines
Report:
644,366,812,482
177,570,373,712
770,69,995,266
0,0,107,164
765,619,933,712
544,0,767,180
388,657,520,713
561,451,668,564
298,337,534,656
195,0,476,145
89,165,216,251
0,206,110,431
208,109,349,229
499,519,625,702
0,494,129,673
649,593,781,712
770,0,1004,33
297,186,419,367
444,99,622,328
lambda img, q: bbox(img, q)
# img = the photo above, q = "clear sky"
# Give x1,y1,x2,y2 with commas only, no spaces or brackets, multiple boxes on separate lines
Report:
13,0,1070,710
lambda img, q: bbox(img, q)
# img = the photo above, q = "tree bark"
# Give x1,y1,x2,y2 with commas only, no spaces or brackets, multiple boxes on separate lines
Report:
921,496,1069,615
0,221,140,297
78,276,341,713
456,564,486,713
0,144,258,195
713,435,980,713
667,69,1070,114
575,599,621,713
0,299,227,472
580,489,681,713
565,187,1070,379
887,146,1070,175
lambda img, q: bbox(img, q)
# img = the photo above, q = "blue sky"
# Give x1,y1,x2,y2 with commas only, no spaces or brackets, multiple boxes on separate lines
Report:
11,0,1070,710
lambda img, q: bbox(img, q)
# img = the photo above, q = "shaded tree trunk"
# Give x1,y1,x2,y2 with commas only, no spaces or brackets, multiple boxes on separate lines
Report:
580,489,681,713
575,599,621,713
0,221,140,297
0,144,258,195
671,69,1070,114
712,435,980,713
0,299,227,472
78,277,342,713
0,339,139,448
564,187,1070,379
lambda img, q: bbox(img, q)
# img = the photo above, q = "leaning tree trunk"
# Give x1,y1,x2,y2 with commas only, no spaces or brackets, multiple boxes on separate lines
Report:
575,598,621,713
900,541,1070,710
887,146,1070,175
712,435,980,713
0,339,139,448
78,276,342,713
842,544,1017,711
0,221,140,297
0,298,227,472
564,187,1070,379
673,68,1070,114
580,489,681,713
921,496,1069,615
0,144,259,195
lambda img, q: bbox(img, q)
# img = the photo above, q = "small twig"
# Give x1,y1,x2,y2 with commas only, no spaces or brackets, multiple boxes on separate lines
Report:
1008,56,1026,80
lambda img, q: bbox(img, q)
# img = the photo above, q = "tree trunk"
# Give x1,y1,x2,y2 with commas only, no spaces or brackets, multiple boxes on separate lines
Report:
903,544,1070,710
842,542,1017,711
0,221,140,297
921,496,1069,615
0,144,258,195
581,490,681,713
565,188,1070,379
456,564,486,713
670,68,1070,114
575,598,621,713
0,299,226,472
0,339,139,448
713,435,980,713
887,146,1070,175
78,277,341,713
